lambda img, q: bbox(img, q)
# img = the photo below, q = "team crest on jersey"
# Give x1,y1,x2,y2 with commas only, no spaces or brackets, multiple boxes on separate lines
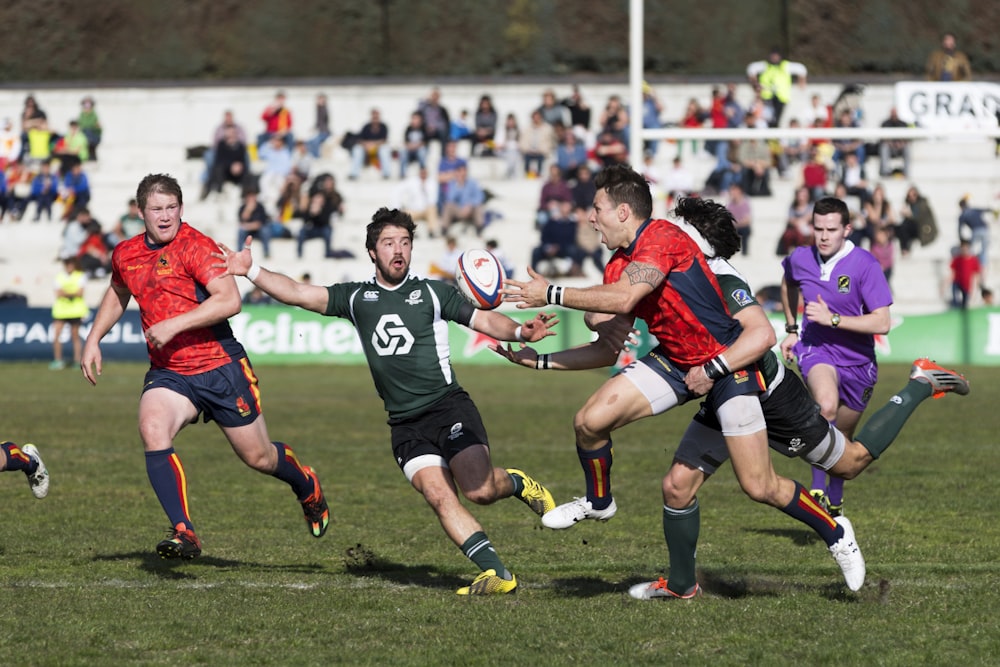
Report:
363,290,380,301
236,396,252,417
405,289,423,305
156,253,171,276
837,275,851,293
731,288,755,307
447,422,464,440
788,437,804,452
733,369,749,384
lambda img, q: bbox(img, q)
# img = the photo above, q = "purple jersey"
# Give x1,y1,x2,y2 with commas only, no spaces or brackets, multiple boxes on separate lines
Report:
782,241,893,366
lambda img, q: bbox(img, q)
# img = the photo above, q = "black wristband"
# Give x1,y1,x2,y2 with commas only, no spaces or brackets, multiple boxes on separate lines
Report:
545,284,564,306
535,353,551,370
703,356,729,381
785,323,799,334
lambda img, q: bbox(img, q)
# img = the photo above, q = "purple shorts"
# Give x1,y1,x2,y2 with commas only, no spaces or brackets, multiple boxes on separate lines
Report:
797,349,877,412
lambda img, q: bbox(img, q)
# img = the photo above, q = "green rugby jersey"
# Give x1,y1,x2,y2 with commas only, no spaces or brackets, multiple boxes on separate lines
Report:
709,257,781,385
325,274,477,419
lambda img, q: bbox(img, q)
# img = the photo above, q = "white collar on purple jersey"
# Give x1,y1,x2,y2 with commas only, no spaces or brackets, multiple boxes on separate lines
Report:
817,240,855,281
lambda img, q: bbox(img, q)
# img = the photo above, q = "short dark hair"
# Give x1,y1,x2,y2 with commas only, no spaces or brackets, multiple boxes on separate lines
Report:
136,173,183,210
593,163,653,220
674,196,741,259
811,196,850,227
365,207,416,253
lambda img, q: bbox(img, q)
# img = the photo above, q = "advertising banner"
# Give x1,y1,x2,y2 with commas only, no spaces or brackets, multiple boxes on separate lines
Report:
894,81,1000,131
3,306,999,366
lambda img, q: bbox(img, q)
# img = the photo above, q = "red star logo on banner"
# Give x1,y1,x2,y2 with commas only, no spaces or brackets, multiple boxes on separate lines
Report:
463,329,500,358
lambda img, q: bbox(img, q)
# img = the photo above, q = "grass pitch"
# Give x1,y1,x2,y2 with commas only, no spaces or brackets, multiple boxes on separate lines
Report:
1,361,998,666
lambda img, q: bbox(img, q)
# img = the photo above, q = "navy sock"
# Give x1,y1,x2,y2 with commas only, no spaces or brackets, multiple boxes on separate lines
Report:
145,448,193,531
580,440,614,510
1,442,37,474
779,481,841,547
271,442,314,501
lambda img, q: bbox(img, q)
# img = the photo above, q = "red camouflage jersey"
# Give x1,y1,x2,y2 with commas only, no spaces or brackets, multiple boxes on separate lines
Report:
111,222,245,374
603,218,742,369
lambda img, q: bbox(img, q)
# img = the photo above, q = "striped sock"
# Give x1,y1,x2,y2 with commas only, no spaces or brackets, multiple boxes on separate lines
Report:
580,440,614,510
145,448,193,531
1,442,36,474
270,441,314,500
460,531,510,580
780,481,841,547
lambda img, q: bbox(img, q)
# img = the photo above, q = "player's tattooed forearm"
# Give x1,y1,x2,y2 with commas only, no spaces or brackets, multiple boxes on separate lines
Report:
624,262,664,289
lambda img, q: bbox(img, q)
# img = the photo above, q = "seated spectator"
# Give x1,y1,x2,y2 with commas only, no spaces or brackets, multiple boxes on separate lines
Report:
258,90,293,148
536,164,574,228
471,95,498,156
593,130,628,170
860,183,895,247
575,203,604,273
257,132,294,211
349,108,392,180
703,140,743,196
399,111,429,179
78,218,111,278
737,133,772,197
662,156,696,209
801,147,829,200
428,236,463,283
436,140,467,206
202,124,249,199
77,97,102,161
0,117,21,169
237,187,272,260
531,201,585,277
243,286,273,305
726,182,753,255
485,238,514,278
29,160,58,222
538,88,571,130
869,226,895,285
3,161,31,221
879,107,910,178
499,113,521,179
839,151,870,204
449,109,473,146
298,173,348,259
520,110,557,178
599,94,630,143
52,120,90,176
831,108,866,169
58,207,91,260
777,186,814,255
571,164,597,211
777,118,808,176
290,139,313,183
896,185,937,254
561,84,592,143
555,130,589,182
305,93,330,158
417,86,451,149
392,165,439,237
440,164,487,236
950,239,981,309
273,173,304,237
677,97,707,158
641,82,665,155
60,162,90,220
109,198,144,246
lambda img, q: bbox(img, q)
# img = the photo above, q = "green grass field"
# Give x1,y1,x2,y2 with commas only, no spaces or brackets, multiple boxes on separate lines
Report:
1,360,998,666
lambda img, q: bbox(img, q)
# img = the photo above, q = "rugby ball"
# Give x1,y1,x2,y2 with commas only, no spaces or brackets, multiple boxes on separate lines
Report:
455,249,504,309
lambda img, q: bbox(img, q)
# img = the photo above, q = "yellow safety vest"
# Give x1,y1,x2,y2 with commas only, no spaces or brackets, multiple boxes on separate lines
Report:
52,270,89,320
758,61,793,103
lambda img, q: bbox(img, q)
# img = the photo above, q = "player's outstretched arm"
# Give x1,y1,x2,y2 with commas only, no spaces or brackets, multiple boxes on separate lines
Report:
471,309,559,343
213,237,329,313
